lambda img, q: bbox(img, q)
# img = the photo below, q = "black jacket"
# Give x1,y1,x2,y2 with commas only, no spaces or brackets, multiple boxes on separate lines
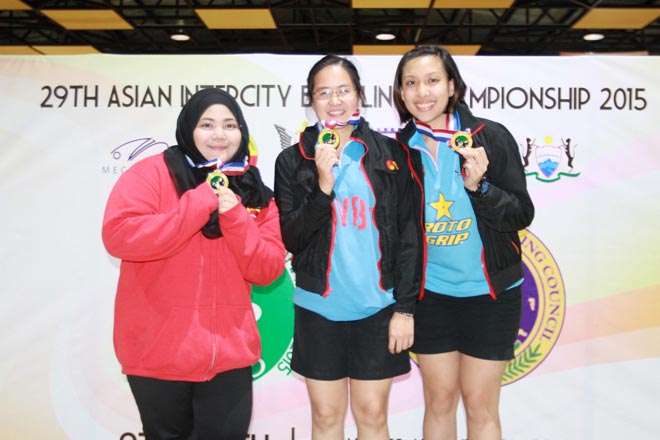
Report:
274,118,424,314
397,103,535,297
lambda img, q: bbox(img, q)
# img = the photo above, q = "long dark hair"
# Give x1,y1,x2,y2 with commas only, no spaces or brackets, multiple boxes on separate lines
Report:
393,45,467,123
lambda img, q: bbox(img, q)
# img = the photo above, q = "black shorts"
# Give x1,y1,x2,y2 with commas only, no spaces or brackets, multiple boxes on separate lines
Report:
290,304,412,381
412,286,522,361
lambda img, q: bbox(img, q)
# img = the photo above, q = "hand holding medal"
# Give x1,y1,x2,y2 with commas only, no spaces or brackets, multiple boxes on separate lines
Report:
315,120,342,194
413,119,488,190
200,158,246,212
459,143,489,191
315,142,340,195
317,111,360,150
205,169,240,212
446,128,488,191
216,186,239,213
314,112,361,194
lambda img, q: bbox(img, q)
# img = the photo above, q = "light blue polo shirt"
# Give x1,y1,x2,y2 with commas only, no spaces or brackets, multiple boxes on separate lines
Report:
294,138,395,320
408,127,490,297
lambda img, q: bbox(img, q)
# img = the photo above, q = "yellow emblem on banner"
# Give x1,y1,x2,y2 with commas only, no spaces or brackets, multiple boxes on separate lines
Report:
501,229,566,386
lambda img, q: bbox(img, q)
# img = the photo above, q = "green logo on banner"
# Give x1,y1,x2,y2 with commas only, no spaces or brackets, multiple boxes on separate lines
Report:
251,267,295,380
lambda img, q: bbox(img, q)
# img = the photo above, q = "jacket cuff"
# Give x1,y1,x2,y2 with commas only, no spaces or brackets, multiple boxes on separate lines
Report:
393,301,416,316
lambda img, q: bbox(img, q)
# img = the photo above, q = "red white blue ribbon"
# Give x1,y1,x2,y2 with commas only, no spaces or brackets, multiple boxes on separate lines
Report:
414,113,460,143
414,113,484,149
186,155,250,175
319,110,361,130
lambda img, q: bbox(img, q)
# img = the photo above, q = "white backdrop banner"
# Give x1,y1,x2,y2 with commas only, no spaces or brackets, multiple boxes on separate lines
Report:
1,54,659,440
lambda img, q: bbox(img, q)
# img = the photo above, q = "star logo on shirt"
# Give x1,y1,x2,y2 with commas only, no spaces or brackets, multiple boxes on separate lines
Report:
429,193,453,220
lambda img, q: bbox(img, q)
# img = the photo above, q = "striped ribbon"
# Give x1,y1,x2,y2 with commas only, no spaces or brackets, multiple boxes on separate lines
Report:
186,155,250,175
319,110,361,130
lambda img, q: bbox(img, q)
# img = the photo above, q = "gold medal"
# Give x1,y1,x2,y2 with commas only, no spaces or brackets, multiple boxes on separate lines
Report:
206,169,229,194
318,128,340,149
449,131,474,152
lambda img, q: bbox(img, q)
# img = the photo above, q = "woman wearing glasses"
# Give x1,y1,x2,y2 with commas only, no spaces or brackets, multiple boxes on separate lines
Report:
274,55,424,439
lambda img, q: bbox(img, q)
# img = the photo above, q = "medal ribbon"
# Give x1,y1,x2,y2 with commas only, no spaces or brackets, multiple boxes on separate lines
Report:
319,110,361,130
414,113,485,149
414,113,460,144
186,155,250,175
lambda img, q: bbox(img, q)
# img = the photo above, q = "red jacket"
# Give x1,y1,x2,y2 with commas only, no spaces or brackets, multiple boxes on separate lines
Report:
102,154,285,381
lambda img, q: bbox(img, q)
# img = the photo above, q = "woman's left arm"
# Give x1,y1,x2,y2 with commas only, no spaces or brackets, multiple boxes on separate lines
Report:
219,198,286,286
470,123,535,232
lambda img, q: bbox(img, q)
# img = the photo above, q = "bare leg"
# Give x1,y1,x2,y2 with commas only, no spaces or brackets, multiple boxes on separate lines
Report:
417,352,461,440
459,354,508,440
349,378,393,440
305,378,348,440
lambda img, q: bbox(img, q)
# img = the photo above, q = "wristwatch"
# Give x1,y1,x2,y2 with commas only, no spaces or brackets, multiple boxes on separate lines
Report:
468,178,490,197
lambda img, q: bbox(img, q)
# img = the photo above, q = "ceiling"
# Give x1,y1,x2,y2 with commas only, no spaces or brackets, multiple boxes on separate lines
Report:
1,0,660,56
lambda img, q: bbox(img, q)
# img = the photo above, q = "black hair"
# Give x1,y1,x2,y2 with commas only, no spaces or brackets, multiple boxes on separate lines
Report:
306,55,366,104
393,45,467,123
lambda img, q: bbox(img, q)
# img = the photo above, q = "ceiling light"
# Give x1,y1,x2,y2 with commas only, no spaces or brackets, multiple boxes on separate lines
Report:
583,33,605,41
171,30,190,42
376,33,396,41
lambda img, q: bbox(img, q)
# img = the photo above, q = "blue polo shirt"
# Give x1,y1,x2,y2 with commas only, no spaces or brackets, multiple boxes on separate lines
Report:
408,127,490,297
294,139,395,320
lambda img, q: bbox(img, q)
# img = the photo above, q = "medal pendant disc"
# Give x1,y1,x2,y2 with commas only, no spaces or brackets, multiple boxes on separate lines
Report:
206,169,229,194
449,131,474,152
318,128,340,149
